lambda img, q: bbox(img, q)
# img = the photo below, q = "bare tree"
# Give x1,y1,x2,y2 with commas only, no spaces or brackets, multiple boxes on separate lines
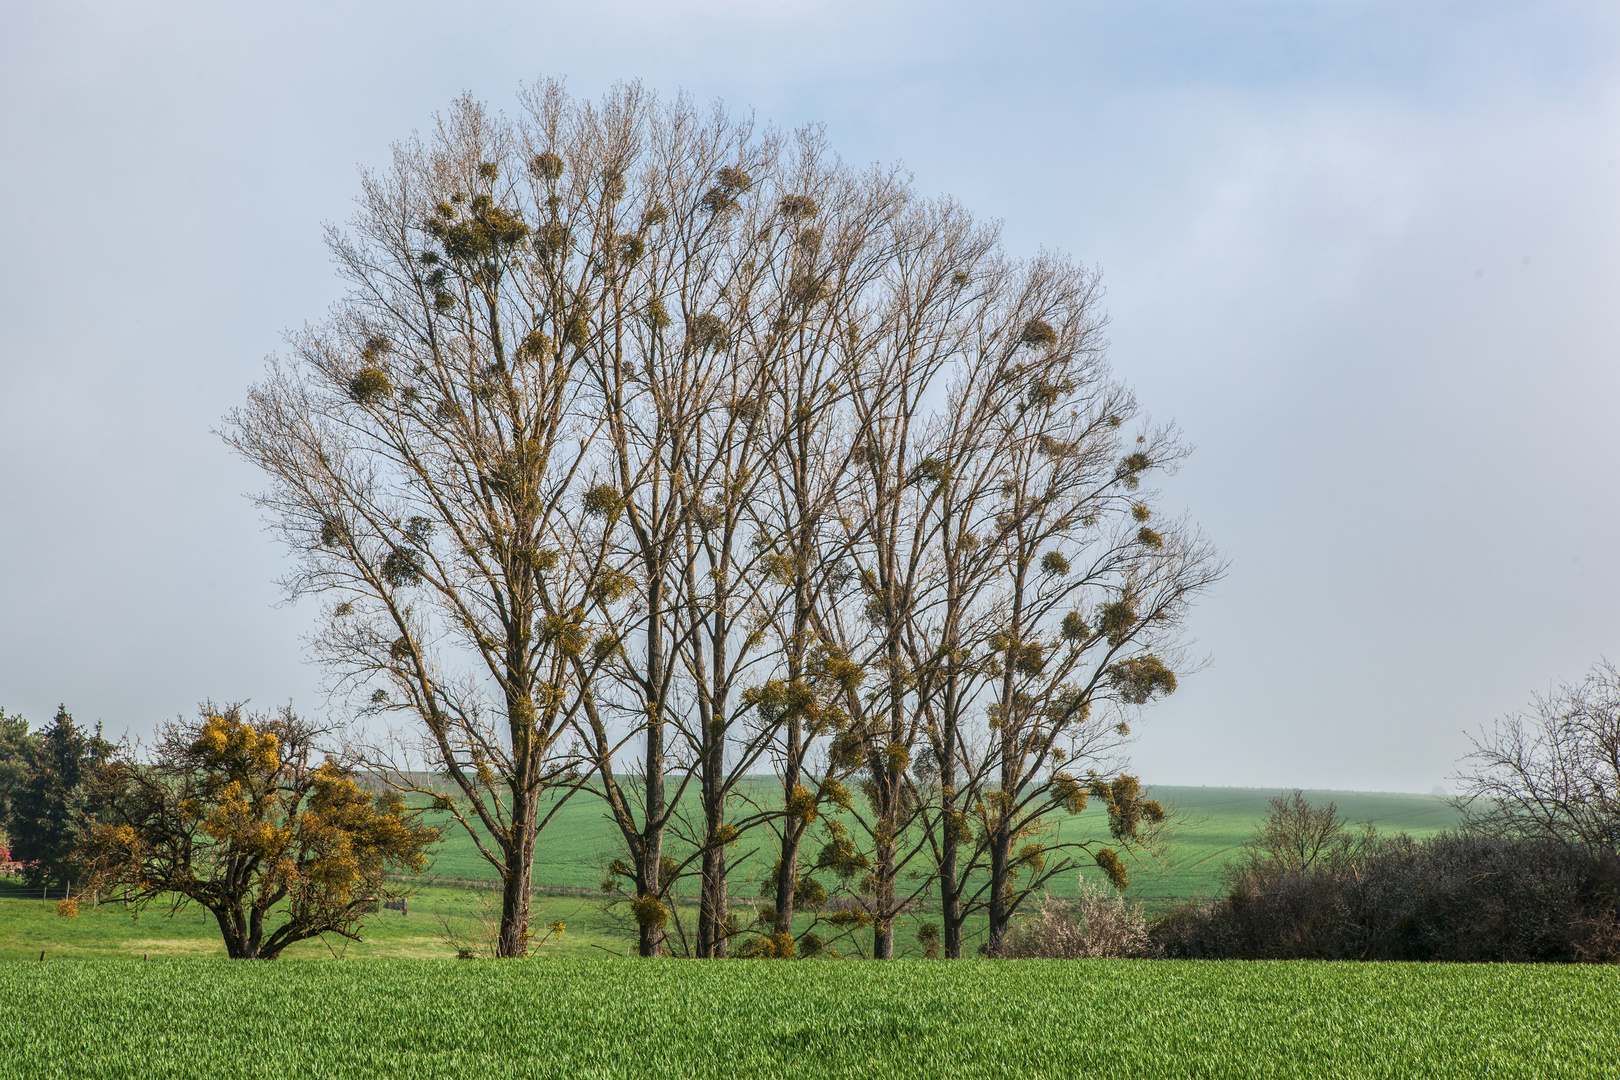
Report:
1002,876,1151,959
876,255,1221,958
223,93,607,956
226,80,1223,961
529,88,834,957
1457,660,1620,853
1228,790,1374,881
737,153,919,957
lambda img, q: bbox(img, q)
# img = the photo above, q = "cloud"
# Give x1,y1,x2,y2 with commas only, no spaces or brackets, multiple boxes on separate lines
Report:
2,0,1617,790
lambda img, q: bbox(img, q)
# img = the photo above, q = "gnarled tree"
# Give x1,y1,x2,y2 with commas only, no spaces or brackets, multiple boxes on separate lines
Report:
77,705,436,959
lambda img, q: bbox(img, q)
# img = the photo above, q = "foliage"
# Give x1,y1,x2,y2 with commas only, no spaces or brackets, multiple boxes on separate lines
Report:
0,707,39,829
6,706,113,888
77,704,438,959
2,960,1619,1079
1155,825,1620,963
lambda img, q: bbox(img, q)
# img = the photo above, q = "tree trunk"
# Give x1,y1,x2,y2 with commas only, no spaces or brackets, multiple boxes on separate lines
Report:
939,715,963,960
699,842,728,958
215,903,272,959
987,821,1011,956
641,579,666,957
699,722,731,958
772,813,802,941
987,564,1026,957
772,647,807,943
215,906,248,958
872,836,896,960
872,782,897,960
498,788,538,957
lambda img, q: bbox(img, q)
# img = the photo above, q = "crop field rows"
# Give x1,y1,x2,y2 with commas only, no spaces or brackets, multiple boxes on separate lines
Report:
2,958,1614,1080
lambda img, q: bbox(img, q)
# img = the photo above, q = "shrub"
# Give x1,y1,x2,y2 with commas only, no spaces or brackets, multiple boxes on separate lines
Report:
1004,877,1151,958
1153,832,1620,963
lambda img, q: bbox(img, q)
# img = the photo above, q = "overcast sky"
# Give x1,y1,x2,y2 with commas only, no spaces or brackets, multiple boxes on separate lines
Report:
2,0,1617,792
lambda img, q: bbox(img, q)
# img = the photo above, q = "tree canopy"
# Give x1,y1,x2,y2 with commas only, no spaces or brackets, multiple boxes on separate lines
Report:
78,705,438,959
0,707,38,831
7,705,112,888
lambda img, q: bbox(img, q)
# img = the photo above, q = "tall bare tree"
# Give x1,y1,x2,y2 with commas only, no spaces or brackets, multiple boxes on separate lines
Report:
224,94,610,956
528,87,800,958
963,268,1219,955
739,152,920,956
808,249,1222,958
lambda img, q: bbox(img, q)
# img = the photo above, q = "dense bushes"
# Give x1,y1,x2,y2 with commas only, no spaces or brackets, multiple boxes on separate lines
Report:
1152,831,1620,963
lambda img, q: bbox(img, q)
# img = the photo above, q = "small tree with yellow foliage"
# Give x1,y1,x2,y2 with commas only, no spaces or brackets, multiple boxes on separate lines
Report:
76,704,437,959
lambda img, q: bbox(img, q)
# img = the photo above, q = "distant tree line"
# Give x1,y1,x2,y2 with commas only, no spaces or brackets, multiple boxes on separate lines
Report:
10,649,1618,961
1013,743,1620,964
1002,662,1620,963
219,81,1223,959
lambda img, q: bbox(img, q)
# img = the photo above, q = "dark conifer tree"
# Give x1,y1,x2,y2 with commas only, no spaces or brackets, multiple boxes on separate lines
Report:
8,705,112,888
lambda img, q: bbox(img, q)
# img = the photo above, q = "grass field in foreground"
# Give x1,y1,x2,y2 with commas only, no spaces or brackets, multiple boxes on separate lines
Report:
1,959,1614,1080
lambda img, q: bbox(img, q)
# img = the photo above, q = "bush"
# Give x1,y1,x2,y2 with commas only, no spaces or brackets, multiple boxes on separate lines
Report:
1003,877,1151,959
1152,832,1620,963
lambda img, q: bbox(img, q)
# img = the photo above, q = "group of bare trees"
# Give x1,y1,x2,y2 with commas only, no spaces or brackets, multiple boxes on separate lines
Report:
223,82,1221,959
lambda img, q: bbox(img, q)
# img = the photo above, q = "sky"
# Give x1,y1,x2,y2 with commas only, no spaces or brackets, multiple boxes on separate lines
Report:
2,0,1617,793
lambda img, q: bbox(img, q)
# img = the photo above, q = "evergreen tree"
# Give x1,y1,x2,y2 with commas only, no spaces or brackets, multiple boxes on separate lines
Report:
8,705,112,887
0,707,38,830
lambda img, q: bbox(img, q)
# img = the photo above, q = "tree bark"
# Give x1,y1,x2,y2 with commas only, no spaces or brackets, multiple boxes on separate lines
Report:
939,707,963,960
639,573,666,958
498,786,538,957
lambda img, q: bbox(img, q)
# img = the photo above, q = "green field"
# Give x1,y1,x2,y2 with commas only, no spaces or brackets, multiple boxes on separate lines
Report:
0,878,639,963
1,958,1613,1079
1120,786,1463,901
0,785,1464,961
417,783,1465,903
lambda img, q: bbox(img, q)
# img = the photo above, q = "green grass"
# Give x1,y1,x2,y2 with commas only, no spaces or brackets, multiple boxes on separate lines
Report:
418,782,1465,903
0,958,1613,1079
0,785,1465,961
0,879,631,962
